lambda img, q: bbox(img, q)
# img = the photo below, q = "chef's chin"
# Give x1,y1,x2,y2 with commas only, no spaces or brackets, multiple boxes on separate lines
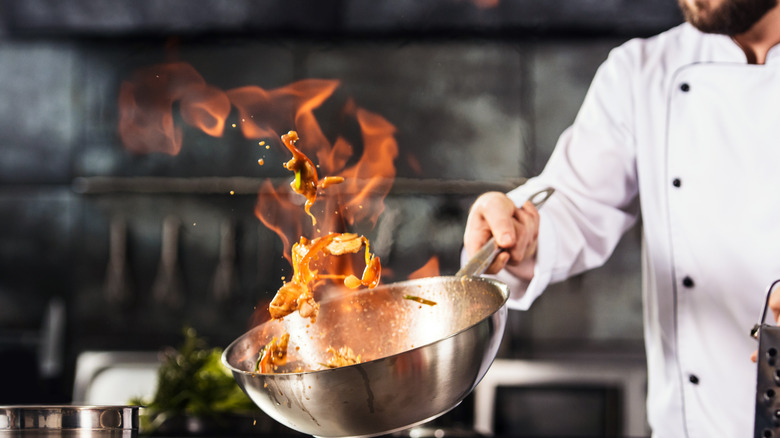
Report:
678,0,778,35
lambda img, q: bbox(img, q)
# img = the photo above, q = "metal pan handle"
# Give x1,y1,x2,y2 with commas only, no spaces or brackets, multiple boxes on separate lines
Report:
752,278,780,339
456,187,554,277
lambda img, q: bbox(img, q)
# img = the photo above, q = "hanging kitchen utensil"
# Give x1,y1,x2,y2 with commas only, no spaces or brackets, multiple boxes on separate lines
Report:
151,215,184,309
212,219,237,302
223,188,554,438
752,278,780,438
104,216,133,304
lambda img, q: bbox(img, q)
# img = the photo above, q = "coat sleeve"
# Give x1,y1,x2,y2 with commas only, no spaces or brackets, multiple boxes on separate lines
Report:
500,44,643,310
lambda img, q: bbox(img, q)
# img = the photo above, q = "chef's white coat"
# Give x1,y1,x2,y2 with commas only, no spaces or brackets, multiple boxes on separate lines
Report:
495,23,780,438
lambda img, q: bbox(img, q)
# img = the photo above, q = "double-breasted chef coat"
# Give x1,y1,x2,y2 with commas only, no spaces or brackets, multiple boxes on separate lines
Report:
491,22,780,438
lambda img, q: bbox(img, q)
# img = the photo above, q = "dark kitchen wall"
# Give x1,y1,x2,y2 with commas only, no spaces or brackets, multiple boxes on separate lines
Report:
0,0,682,402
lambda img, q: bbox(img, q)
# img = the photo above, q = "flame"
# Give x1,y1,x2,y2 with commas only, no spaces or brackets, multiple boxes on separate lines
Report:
473,0,499,8
254,180,302,261
251,102,399,256
249,299,273,328
226,79,339,142
338,106,398,227
118,61,403,329
118,62,230,155
180,85,231,137
407,256,440,280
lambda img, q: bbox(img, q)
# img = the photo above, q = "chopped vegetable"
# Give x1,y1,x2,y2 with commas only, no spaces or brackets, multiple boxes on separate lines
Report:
256,334,290,374
403,295,437,306
294,170,302,190
280,131,344,226
268,232,381,321
324,346,361,368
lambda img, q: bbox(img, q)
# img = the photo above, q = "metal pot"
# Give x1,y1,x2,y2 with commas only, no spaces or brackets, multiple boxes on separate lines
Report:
0,405,138,437
222,188,553,438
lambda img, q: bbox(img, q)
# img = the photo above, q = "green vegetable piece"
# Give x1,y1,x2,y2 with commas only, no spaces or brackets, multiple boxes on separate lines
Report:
403,294,437,306
294,170,302,190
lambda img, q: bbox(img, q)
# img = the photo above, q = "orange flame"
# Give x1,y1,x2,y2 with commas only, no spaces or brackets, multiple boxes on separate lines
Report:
118,61,406,328
118,62,230,155
226,79,339,142
338,105,398,227
251,102,399,257
254,180,302,261
473,0,499,8
407,256,440,280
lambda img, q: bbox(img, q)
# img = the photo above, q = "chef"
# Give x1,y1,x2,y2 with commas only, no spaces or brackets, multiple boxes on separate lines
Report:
462,0,780,437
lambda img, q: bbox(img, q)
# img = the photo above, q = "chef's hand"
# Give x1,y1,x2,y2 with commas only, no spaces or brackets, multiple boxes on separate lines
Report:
463,191,540,279
751,287,780,362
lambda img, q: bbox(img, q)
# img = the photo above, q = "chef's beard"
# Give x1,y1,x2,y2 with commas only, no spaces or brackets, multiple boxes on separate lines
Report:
678,0,777,35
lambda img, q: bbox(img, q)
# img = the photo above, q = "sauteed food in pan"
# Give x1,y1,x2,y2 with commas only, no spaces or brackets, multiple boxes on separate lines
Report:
268,232,381,322
261,131,382,374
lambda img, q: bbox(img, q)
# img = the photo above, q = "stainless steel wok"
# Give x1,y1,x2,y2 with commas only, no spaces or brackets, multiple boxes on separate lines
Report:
222,188,553,438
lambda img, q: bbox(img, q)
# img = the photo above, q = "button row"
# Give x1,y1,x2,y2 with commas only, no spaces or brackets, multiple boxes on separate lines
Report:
675,82,697,391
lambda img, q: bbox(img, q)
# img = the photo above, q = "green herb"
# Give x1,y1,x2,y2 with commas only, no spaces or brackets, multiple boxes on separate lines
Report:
128,326,257,433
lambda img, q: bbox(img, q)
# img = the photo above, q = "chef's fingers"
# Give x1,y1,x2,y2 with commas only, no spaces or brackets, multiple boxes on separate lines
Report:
770,285,780,325
513,201,540,262
515,201,539,259
463,192,518,257
482,194,523,249
484,251,511,275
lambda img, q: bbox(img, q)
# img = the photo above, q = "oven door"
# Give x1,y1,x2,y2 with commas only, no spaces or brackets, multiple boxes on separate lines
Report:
473,358,648,437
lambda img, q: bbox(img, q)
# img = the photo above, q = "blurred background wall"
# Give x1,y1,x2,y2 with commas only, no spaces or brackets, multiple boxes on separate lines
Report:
0,0,682,405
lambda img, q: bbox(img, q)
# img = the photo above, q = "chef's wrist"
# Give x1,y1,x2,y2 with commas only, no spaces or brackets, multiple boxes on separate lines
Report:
505,256,536,282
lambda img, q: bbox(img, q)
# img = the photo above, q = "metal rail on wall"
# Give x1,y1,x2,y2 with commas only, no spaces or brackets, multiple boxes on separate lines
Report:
71,176,523,196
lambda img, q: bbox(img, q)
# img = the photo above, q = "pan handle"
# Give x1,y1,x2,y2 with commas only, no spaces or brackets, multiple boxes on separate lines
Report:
456,187,554,277
751,278,780,340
